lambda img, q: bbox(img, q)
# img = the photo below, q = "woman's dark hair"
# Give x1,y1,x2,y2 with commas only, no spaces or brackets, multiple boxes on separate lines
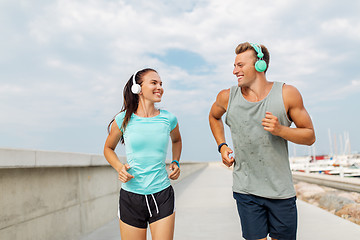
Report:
107,68,157,144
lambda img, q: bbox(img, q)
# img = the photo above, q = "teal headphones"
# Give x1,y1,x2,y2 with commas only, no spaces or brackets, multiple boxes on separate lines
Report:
250,43,267,72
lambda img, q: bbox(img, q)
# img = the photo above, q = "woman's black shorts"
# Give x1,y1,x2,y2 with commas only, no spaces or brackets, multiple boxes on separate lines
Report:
118,185,175,228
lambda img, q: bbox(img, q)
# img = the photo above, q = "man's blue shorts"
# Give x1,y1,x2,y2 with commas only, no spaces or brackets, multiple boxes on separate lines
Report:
233,192,297,240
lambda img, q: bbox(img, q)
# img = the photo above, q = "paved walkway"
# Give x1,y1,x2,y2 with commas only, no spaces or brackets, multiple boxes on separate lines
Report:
82,162,360,239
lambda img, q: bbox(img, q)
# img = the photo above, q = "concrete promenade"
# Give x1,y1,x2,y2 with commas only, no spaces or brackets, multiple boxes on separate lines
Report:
82,162,360,240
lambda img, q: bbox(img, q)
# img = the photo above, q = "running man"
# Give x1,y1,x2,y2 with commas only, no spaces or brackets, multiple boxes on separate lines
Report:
209,42,315,240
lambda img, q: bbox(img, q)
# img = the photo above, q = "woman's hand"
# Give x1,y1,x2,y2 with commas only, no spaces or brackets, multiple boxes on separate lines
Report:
168,162,180,180
118,164,134,183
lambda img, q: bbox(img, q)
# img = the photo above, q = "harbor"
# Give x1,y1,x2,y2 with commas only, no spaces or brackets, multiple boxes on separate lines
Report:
290,151,360,228
290,154,360,177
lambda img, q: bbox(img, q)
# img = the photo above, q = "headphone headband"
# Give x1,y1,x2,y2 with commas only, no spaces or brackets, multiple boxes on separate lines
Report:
250,43,264,58
250,43,267,72
131,70,142,94
132,70,140,85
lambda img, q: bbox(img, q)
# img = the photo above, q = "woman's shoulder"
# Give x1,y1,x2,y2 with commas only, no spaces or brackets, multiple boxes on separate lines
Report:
160,109,176,118
160,110,178,130
115,111,126,122
116,110,126,117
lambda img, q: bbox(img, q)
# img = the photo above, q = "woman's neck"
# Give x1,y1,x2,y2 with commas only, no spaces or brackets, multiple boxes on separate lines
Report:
135,98,159,117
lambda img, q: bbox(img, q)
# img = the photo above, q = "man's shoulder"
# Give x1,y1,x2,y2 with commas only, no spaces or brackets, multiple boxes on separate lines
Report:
216,88,232,104
211,88,232,113
282,84,301,97
218,88,231,97
282,84,303,106
282,83,296,90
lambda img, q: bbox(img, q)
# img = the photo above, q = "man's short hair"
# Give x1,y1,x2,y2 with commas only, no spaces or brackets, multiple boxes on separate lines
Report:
235,42,270,73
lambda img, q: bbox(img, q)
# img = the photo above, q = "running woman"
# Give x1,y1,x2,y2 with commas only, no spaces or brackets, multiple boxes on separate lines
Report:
104,68,182,240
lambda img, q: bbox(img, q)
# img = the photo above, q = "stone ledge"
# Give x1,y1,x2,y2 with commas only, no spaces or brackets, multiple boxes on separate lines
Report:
0,148,122,168
0,147,202,169
292,171,360,193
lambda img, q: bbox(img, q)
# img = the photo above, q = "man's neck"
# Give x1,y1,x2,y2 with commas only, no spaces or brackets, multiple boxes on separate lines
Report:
241,78,273,102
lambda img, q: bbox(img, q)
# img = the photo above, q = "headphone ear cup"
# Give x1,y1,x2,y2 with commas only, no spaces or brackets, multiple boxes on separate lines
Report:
255,60,267,72
131,84,141,94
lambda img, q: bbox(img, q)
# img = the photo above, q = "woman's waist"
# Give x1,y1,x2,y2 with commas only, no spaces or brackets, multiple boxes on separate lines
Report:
122,173,170,195
127,156,166,172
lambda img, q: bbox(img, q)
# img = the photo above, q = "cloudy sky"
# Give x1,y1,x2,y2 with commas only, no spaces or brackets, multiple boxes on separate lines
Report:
1,0,360,162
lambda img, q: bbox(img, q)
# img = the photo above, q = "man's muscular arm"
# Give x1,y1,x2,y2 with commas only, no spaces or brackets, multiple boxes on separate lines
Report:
209,89,235,167
261,84,315,145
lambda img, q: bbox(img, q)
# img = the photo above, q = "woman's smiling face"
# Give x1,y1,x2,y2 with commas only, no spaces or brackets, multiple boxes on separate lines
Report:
139,71,163,102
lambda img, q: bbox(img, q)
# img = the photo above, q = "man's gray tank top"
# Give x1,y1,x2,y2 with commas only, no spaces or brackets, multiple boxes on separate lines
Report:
225,82,296,199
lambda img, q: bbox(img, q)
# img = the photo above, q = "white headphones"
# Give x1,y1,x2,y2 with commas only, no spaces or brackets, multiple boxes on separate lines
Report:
131,70,141,94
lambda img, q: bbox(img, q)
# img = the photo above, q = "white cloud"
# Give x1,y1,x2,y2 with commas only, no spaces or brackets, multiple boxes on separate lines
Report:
329,79,360,99
321,18,360,40
0,84,26,94
46,58,86,75
1,0,360,157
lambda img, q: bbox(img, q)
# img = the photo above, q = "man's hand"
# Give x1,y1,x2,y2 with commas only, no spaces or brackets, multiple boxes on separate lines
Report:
118,164,134,183
262,111,283,136
220,146,235,167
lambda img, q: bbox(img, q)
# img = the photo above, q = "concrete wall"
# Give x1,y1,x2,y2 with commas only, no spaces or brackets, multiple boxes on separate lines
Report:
0,148,207,240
